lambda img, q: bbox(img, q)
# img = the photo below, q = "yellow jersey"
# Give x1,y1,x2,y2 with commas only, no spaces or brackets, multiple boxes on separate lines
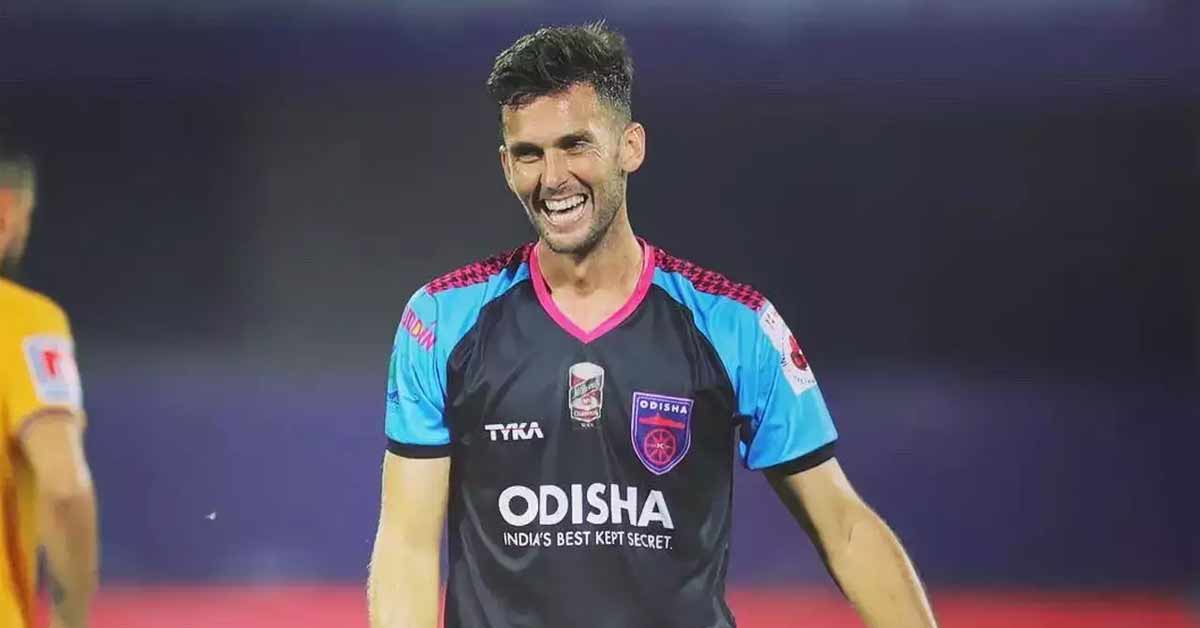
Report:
0,278,84,628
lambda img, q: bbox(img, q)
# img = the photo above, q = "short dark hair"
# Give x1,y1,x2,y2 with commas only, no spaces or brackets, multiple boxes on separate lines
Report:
486,21,634,125
0,148,35,190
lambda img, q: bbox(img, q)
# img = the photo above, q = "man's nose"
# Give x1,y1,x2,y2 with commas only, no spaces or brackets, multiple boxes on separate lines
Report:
541,150,569,193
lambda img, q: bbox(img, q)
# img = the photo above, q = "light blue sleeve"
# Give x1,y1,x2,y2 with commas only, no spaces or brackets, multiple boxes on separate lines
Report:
384,287,450,450
650,269,838,471
736,301,838,471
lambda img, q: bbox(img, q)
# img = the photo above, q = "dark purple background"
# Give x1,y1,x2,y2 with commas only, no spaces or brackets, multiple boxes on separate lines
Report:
2,1,1197,587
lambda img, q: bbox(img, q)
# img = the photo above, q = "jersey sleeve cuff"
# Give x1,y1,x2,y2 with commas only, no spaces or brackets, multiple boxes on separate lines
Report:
14,406,85,441
386,438,452,458
760,440,837,475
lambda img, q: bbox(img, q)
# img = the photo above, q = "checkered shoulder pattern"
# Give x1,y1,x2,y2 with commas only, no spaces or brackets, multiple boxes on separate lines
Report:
653,246,765,311
426,243,534,295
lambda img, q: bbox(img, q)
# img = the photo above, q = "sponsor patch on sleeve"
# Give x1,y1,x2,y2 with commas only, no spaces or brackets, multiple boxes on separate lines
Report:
399,307,436,351
758,302,818,396
22,335,83,408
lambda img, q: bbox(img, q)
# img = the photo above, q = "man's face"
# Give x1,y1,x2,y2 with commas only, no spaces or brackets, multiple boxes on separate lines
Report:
0,187,34,274
500,83,644,256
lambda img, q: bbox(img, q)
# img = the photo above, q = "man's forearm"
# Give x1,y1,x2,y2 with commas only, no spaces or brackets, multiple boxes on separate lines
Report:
41,490,99,626
824,510,936,628
368,543,441,628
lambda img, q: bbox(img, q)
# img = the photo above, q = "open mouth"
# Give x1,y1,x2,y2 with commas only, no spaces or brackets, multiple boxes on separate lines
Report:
540,193,589,228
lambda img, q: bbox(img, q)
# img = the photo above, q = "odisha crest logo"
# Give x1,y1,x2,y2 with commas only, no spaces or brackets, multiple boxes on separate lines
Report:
642,428,677,466
630,392,694,475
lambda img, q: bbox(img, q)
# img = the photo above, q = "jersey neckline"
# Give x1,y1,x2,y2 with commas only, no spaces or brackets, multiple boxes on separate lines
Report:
528,239,656,344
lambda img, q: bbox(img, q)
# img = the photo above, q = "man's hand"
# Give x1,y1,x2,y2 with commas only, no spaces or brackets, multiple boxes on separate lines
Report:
367,453,450,628
49,610,88,628
767,457,937,628
19,413,98,628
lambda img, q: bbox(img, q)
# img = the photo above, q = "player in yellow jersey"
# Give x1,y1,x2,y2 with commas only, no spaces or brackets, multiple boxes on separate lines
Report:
0,149,98,628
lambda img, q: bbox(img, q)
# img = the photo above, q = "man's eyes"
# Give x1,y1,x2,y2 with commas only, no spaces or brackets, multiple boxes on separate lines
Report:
511,143,589,163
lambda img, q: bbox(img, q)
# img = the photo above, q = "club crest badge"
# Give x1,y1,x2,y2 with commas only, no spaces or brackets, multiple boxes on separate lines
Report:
568,362,605,427
631,392,693,475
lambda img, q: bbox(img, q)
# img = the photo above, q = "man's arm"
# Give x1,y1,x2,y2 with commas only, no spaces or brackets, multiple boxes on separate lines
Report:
368,452,450,628
19,414,98,628
766,458,937,628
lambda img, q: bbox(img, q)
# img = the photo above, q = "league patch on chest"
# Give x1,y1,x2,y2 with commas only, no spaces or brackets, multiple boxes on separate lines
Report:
631,392,694,475
568,362,605,427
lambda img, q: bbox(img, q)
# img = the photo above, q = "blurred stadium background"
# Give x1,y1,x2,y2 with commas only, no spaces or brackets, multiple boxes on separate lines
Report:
3,0,1198,626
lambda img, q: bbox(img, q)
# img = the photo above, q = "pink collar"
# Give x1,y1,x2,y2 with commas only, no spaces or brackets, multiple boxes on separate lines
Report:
529,241,656,344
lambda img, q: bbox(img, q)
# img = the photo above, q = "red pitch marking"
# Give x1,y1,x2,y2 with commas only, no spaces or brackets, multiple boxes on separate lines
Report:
41,585,1197,628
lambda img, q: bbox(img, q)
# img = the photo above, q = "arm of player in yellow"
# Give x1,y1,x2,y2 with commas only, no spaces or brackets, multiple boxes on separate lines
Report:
368,452,450,628
19,413,98,628
766,458,938,628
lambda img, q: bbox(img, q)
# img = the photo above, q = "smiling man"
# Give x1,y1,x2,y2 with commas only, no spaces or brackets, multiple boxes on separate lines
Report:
368,22,937,628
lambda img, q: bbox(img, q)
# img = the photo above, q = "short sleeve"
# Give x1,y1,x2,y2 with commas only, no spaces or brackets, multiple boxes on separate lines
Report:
737,301,838,473
384,288,452,458
3,301,84,440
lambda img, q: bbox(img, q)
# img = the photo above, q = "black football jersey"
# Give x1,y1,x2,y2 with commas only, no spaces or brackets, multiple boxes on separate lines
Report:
385,241,837,628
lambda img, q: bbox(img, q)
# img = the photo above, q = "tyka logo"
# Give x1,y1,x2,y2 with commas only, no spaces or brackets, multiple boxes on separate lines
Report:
485,422,544,442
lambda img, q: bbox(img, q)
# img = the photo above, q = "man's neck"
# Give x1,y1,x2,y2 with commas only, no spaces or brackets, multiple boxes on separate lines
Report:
536,214,643,299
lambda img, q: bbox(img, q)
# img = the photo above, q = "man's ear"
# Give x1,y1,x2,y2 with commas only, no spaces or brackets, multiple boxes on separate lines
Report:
618,122,646,174
498,145,517,194
0,189,15,235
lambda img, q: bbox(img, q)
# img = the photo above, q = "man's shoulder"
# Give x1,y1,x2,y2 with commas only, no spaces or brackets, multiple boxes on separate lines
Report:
650,244,766,313
392,243,535,352
0,279,67,334
399,242,535,324
424,242,535,297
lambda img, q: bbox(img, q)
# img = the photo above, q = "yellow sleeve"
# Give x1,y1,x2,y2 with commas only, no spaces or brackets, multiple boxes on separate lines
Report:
2,300,84,440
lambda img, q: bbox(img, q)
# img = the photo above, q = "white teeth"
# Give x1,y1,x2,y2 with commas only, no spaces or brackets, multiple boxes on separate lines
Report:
544,194,586,212
542,194,587,228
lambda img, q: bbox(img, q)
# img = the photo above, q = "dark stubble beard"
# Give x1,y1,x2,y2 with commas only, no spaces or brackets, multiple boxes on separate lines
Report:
1,223,29,280
0,251,22,280
532,172,626,259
